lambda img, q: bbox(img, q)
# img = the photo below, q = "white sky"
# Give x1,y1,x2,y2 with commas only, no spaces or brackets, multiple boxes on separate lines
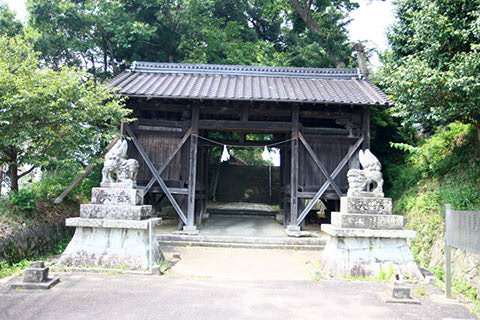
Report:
348,0,394,52
5,0,27,22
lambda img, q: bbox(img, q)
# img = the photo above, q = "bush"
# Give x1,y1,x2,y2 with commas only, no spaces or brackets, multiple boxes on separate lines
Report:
9,189,36,214
391,122,476,179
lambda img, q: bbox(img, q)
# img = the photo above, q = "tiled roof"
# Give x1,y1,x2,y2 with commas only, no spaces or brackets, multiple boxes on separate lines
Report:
109,61,392,106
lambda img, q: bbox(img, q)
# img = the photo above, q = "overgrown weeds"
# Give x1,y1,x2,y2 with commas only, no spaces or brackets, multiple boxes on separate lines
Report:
385,122,480,311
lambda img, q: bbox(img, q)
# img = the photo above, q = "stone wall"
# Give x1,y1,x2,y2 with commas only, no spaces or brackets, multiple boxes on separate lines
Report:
0,223,73,264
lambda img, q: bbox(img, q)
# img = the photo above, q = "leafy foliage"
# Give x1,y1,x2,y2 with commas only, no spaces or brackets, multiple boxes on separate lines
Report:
378,0,480,132
0,35,129,191
386,123,480,267
26,0,359,77
0,2,23,36
390,122,475,179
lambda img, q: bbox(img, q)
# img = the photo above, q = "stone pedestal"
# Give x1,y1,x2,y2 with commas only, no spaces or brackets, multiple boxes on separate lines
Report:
59,184,162,270
10,261,60,290
320,196,421,279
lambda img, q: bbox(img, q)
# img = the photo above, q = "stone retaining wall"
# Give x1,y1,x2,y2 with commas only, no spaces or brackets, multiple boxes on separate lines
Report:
0,223,73,264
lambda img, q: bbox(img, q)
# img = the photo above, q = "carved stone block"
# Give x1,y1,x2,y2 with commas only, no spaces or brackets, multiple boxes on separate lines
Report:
340,196,392,215
331,212,404,230
91,187,144,205
80,204,152,220
23,266,49,283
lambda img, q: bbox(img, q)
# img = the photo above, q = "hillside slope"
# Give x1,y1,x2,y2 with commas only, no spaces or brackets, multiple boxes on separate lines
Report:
386,123,480,306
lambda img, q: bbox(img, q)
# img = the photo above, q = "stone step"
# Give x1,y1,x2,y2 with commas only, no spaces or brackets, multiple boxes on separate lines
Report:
158,240,324,250
156,234,326,250
207,208,277,216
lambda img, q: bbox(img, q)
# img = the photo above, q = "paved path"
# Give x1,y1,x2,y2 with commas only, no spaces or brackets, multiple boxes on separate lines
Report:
0,272,476,320
0,247,477,320
165,247,323,280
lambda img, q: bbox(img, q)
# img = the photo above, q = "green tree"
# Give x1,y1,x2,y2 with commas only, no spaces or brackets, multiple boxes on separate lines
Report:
286,0,359,67
27,0,359,76
0,2,23,36
0,35,129,191
378,0,480,137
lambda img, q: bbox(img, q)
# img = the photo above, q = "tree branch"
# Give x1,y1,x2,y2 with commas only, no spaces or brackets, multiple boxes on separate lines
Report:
289,0,323,35
18,166,35,179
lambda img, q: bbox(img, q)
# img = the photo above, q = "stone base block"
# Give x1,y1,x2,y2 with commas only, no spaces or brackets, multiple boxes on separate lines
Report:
11,277,60,290
23,267,49,283
331,212,404,230
322,224,416,238
340,196,392,215
59,224,162,270
91,187,144,205
80,204,152,220
180,225,199,235
66,217,162,230
319,235,422,279
347,191,384,198
100,181,136,188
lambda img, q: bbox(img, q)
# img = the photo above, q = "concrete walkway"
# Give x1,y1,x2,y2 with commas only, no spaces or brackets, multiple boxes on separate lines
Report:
165,247,323,280
0,272,476,320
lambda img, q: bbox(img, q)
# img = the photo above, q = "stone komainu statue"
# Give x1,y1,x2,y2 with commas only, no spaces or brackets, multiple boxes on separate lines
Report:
347,149,384,197
101,139,139,186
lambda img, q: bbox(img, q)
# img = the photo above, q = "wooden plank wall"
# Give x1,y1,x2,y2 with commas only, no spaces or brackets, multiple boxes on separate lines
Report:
127,133,184,185
298,137,351,192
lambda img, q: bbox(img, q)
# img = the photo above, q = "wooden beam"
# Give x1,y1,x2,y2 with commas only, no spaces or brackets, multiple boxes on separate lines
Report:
302,135,359,142
302,127,349,135
136,118,183,128
241,105,249,122
298,132,342,197
125,125,187,224
54,136,121,204
198,139,287,147
187,104,199,226
289,105,299,227
362,106,371,150
143,129,192,194
295,135,364,226
198,120,291,132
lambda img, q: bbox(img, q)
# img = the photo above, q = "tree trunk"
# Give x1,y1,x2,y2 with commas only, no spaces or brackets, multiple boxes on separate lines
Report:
8,163,18,192
476,123,480,146
289,0,339,66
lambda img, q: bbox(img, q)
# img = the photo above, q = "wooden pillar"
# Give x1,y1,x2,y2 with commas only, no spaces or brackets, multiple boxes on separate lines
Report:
362,106,371,150
186,104,199,229
289,105,300,229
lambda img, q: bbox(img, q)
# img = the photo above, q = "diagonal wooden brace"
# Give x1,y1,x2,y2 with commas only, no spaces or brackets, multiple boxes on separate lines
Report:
125,125,187,224
298,132,342,197
295,135,364,226
143,129,192,194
